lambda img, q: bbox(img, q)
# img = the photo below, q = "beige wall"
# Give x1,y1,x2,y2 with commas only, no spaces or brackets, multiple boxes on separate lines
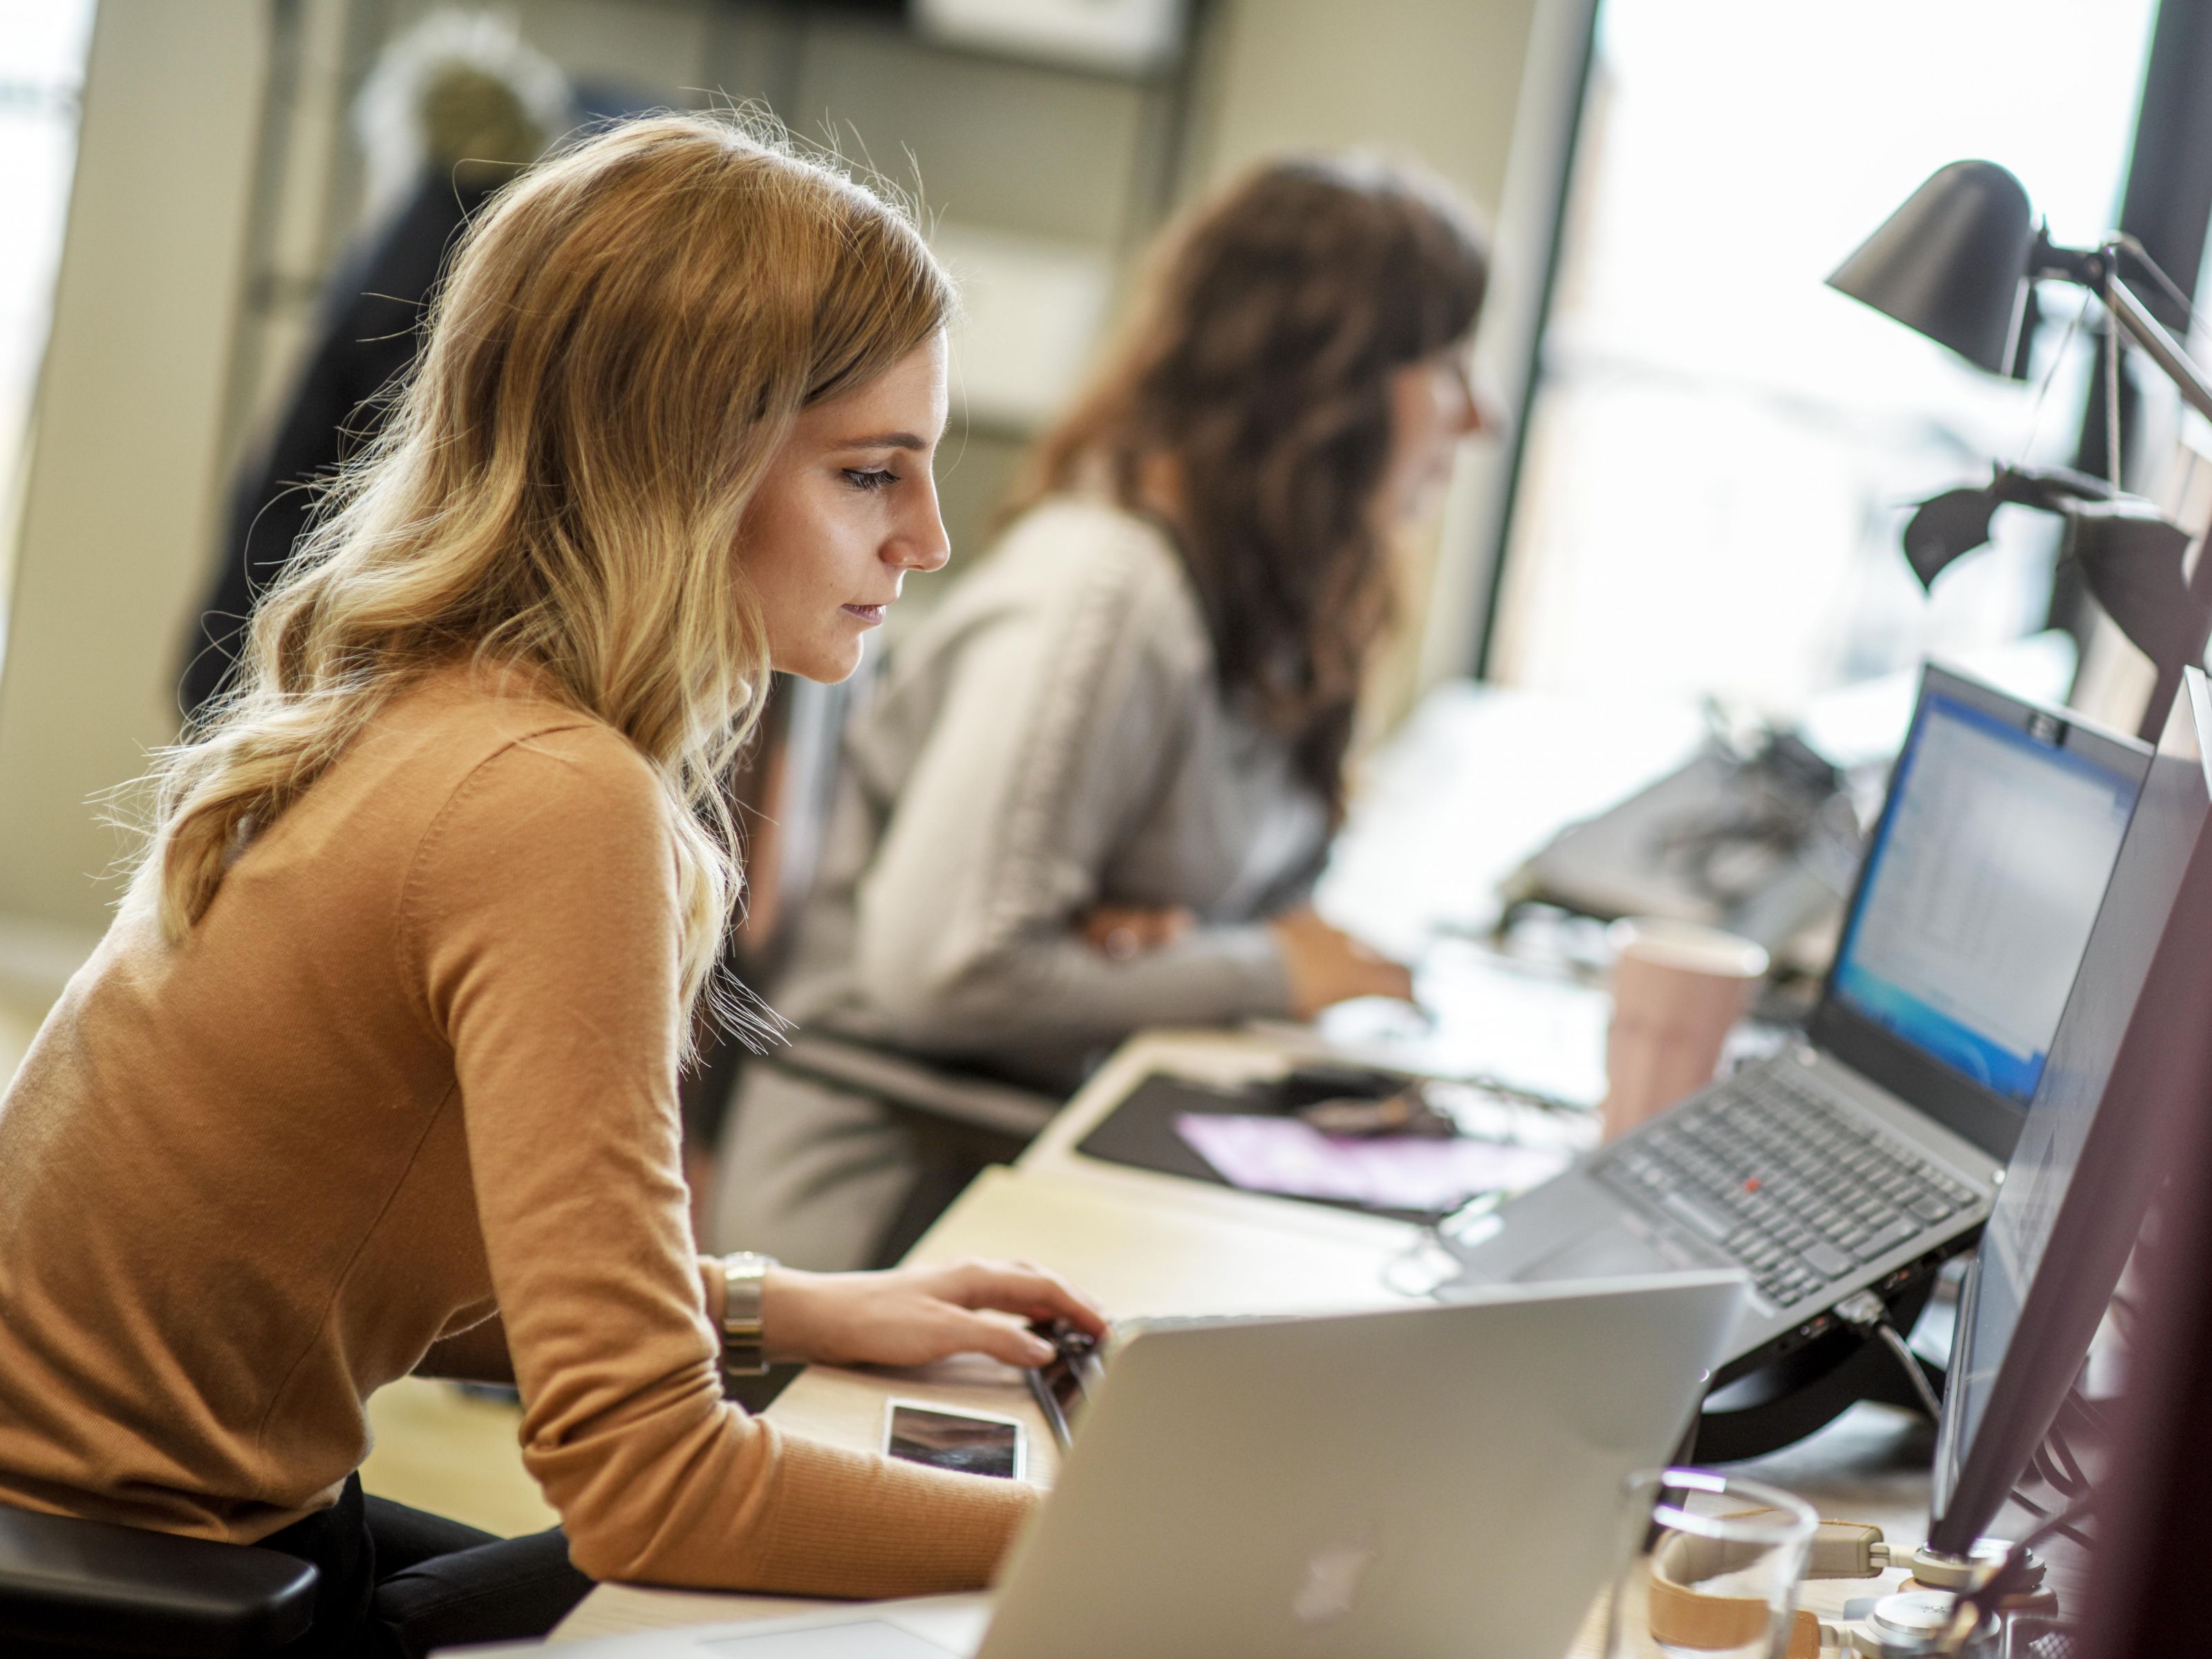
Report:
1194,0,1538,209
0,0,269,937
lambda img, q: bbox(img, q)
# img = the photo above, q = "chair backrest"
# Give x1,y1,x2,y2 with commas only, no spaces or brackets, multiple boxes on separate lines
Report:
679,671,863,1157
0,1501,319,1656
731,671,861,988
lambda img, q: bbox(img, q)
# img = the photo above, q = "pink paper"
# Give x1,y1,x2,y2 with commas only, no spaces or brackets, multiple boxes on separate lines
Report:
1174,1114,1570,1212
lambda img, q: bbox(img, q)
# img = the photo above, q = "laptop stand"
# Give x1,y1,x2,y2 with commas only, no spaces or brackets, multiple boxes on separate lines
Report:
1689,1274,1949,1462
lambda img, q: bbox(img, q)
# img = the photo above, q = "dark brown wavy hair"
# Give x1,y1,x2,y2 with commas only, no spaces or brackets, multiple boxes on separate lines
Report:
1011,156,1488,809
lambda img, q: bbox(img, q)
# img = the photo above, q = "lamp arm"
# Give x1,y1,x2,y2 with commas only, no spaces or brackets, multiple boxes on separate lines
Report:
2030,229,2212,424
2104,276,2212,427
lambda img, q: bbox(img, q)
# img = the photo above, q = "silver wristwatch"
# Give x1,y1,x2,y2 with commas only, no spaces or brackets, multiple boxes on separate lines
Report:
719,1252,776,1380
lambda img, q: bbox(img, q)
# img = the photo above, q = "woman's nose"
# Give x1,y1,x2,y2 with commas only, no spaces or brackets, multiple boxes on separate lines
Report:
1461,371,1501,438
894,486,952,573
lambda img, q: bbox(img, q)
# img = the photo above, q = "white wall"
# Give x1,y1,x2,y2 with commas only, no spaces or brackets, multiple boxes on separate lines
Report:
0,0,270,937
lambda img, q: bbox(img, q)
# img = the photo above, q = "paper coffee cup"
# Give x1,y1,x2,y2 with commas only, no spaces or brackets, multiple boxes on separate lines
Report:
1600,917,1769,1141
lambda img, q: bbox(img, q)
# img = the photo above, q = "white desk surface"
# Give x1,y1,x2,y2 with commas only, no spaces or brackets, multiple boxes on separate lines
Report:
552,1078,1938,1649
549,1148,1424,1644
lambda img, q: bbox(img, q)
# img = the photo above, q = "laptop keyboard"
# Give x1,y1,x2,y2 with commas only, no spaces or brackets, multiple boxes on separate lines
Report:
1595,1069,1980,1309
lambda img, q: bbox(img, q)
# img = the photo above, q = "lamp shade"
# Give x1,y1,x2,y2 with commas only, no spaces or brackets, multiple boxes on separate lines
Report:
1828,161,2036,373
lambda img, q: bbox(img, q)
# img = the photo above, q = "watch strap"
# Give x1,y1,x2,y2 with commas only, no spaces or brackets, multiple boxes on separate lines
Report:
719,1252,776,1380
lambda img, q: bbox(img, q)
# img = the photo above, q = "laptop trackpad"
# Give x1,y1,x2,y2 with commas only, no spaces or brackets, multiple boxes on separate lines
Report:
706,1623,961,1658
1515,1224,1685,1283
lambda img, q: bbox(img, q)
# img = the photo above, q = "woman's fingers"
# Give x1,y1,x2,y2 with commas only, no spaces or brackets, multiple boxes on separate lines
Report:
1078,905,1194,958
1145,908,1194,946
1369,959,1416,1001
938,1259,1109,1336
1271,907,1417,1017
939,1309,1058,1368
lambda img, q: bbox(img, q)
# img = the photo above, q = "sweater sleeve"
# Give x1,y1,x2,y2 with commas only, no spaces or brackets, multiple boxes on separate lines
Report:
404,725,1036,1591
849,543,1295,1056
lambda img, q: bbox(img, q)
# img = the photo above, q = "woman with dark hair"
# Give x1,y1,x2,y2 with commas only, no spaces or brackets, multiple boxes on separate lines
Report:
713,155,1492,1271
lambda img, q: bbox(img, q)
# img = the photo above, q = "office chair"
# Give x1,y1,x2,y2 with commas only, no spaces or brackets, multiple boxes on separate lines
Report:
0,1500,317,1655
688,673,1060,1266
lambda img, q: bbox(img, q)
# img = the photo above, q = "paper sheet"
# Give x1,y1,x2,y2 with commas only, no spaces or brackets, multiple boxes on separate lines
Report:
1282,941,1613,1108
1174,1114,1571,1213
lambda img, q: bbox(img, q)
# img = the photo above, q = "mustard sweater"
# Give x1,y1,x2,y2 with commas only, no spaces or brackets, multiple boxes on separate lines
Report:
0,664,1033,1593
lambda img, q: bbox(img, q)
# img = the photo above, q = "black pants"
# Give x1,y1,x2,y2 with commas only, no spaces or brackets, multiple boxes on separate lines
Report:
259,1474,592,1658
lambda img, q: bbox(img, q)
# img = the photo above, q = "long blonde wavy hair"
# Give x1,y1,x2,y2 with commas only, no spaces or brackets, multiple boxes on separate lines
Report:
137,114,953,1043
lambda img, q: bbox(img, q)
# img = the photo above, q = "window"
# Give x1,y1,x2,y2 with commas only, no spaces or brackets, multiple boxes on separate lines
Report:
0,0,97,633
1489,0,2162,714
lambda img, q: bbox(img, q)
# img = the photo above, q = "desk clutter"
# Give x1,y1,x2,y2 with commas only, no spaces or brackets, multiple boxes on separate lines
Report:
532,665,2209,1656
540,1275,1750,1659
1074,1066,1584,1221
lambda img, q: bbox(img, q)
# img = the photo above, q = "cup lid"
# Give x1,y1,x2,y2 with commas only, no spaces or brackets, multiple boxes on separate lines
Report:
1607,917,1770,979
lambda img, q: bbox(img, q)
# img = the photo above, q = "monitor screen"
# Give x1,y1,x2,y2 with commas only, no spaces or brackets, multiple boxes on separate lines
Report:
1828,691,2143,1105
1929,671,2212,1550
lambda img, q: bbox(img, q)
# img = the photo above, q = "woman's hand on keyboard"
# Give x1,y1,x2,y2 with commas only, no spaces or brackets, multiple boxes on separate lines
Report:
1271,906,1416,1019
761,1258,1110,1370
1078,904,1193,959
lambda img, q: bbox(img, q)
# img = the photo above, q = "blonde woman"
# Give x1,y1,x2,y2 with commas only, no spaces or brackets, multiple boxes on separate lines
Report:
0,117,1102,1658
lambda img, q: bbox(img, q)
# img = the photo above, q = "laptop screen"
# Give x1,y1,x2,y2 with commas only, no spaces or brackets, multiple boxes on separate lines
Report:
1827,683,2144,1109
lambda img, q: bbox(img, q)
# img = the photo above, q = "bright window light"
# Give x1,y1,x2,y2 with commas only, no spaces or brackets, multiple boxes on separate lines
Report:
1490,0,2160,714
0,0,97,634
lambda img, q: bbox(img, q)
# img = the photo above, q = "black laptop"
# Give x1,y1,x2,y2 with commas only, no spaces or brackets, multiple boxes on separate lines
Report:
1437,664,2150,1375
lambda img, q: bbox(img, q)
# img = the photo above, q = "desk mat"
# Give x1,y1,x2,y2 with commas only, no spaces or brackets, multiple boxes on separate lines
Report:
1072,1071,1435,1225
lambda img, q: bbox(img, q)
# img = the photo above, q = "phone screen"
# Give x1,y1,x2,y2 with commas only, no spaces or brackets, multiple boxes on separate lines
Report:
884,1403,1024,1479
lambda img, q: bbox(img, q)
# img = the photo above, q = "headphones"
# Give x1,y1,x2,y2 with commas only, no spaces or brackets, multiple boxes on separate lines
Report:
1645,1523,2052,1657
1646,1519,1891,1658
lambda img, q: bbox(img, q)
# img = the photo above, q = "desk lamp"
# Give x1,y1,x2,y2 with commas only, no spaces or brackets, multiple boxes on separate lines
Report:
1828,160,2212,741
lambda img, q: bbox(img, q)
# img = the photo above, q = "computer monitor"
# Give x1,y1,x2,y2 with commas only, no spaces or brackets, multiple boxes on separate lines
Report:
1927,667,2212,1557
1812,666,2150,1159
2081,837,2212,1651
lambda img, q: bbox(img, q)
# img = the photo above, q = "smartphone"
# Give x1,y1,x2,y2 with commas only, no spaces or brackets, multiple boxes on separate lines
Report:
882,1400,1026,1480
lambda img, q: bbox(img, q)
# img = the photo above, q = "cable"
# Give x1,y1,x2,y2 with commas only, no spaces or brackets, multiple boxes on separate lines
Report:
2027,1418,2088,1499
1871,1318,1947,1423
2017,288,2089,464
1834,1288,1945,1422
1995,1486,2098,1553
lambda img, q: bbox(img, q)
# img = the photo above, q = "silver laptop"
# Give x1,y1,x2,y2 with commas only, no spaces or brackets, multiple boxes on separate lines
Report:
1439,666,2150,1379
537,1271,1743,1659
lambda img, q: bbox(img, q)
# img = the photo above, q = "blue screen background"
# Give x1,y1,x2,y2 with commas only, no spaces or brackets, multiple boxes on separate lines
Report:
1829,694,2139,1104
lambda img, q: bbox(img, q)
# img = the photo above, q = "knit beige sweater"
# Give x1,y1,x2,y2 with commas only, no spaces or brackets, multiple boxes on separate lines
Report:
0,664,1033,1593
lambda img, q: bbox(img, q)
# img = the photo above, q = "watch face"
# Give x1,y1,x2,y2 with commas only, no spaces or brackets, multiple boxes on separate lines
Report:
720,1257,771,1372
723,1257,771,1302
